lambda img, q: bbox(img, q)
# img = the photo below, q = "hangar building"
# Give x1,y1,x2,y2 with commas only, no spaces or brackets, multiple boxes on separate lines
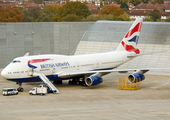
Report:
0,21,170,75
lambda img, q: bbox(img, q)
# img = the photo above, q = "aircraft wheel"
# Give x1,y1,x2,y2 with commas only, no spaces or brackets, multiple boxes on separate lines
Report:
78,81,82,85
81,81,87,86
68,80,72,84
58,80,62,84
18,88,24,92
17,88,20,92
20,88,24,92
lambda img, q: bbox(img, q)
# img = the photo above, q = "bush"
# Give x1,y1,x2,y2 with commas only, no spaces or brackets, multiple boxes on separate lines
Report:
165,18,170,22
82,13,130,21
62,14,80,21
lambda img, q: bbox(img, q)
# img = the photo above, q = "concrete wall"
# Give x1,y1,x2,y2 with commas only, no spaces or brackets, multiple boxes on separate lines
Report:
1,21,170,75
75,21,170,75
0,22,94,68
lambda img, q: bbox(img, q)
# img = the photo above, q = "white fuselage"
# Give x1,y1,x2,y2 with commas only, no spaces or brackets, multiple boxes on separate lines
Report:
1,50,133,82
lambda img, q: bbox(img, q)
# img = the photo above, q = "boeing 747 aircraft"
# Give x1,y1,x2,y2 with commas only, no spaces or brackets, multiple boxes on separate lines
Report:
1,18,160,93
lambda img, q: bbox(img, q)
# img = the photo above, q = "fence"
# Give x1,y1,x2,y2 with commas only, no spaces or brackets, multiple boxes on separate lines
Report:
118,78,141,90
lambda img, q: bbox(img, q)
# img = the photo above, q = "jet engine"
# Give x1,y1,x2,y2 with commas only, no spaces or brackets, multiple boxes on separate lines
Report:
128,73,145,83
85,76,103,86
128,70,147,83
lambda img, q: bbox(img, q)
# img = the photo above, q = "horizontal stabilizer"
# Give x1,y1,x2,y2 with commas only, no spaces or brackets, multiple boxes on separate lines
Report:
127,50,169,57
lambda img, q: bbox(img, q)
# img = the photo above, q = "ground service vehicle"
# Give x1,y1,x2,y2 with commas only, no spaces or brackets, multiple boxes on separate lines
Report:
2,88,18,96
29,85,47,95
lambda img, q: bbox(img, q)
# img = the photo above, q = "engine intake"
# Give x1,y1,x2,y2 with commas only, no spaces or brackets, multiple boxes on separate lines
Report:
85,76,103,86
128,73,145,83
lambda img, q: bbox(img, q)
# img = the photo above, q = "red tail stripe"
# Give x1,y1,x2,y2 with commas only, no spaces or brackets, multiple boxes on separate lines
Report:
124,22,142,38
121,41,140,54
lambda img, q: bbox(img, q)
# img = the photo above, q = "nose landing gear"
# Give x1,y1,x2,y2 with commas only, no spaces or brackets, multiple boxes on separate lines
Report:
16,82,24,92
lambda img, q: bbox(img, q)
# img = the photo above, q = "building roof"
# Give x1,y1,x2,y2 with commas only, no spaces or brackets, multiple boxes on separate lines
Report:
0,1,20,8
134,3,162,10
161,11,170,16
44,1,65,6
86,3,98,10
90,9,99,14
127,2,135,8
126,9,170,17
126,10,153,16
108,2,120,7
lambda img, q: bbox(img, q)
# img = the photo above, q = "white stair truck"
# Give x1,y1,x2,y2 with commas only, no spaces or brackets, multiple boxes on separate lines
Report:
29,84,47,95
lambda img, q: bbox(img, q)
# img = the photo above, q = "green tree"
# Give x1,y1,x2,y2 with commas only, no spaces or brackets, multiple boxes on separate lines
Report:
34,0,42,4
62,14,80,21
82,13,130,21
36,13,53,22
143,0,149,3
165,18,170,22
13,6,26,12
120,2,129,11
129,0,142,5
150,0,164,4
100,1,103,8
146,17,153,21
23,6,41,22
61,1,91,19
117,0,141,4
149,9,161,21
81,14,98,21
116,0,150,5
42,5,62,22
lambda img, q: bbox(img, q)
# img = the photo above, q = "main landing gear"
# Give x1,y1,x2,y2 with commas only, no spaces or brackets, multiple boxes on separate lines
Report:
16,82,24,92
68,78,86,86
53,80,63,84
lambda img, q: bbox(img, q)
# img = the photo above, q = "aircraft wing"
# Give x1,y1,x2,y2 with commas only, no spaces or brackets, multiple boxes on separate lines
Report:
57,68,170,78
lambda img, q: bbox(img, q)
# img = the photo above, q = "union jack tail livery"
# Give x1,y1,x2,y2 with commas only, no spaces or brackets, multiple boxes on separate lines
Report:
116,18,143,54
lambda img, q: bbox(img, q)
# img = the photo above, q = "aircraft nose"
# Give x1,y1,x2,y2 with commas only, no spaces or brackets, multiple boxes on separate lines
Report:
1,69,8,78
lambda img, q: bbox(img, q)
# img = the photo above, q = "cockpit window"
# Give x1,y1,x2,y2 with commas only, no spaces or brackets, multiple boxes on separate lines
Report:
11,60,21,63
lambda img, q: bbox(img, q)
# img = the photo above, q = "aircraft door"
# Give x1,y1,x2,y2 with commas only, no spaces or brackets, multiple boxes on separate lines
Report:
52,68,56,73
96,60,100,68
77,62,80,70
28,68,34,76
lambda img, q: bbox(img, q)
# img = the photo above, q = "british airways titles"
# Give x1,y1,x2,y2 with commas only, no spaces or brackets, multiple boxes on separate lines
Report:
40,62,70,69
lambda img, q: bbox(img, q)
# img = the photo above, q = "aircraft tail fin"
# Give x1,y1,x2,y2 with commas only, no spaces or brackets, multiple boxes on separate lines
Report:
116,18,143,54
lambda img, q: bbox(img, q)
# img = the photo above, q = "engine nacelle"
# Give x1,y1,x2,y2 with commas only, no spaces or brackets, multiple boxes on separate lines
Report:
85,76,103,86
128,73,145,83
